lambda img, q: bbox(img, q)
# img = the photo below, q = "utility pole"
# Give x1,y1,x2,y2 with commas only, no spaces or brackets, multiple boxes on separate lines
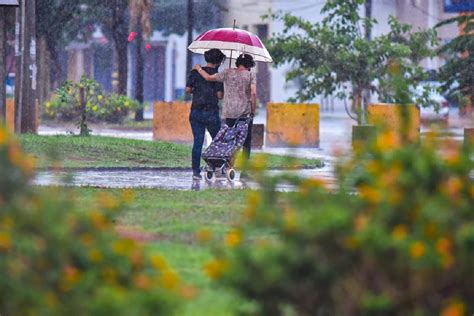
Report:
14,0,24,133
22,0,37,133
365,0,372,41
0,6,6,121
134,11,144,121
186,0,194,100
14,0,37,133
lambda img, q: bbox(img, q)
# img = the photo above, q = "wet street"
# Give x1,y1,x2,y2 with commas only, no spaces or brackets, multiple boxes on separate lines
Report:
33,107,466,191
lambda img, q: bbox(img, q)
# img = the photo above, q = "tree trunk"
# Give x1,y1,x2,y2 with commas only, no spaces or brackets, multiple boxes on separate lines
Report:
111,3,128,96
21,0,37,134
14,5,21,132
134,14,144,121
0,7,7,121
37,35,51,110
352,89,363,125
185,0,194,101
115,40,128,95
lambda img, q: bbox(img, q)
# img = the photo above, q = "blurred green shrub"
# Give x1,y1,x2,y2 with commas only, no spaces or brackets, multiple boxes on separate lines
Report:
44,76,143,125
0,125,181,315
204,131,474,315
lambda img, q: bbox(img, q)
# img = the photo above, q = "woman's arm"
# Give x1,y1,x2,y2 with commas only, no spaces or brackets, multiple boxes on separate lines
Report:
250,84,257,114
193,64,219,81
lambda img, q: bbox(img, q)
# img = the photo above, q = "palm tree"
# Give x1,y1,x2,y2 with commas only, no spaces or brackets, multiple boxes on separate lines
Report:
129,0,152,121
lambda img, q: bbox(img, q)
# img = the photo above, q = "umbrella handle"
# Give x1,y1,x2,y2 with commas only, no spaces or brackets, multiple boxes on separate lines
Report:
229,19,236,68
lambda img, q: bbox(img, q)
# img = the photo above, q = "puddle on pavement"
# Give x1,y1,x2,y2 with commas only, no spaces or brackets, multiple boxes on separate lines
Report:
33,164,336,192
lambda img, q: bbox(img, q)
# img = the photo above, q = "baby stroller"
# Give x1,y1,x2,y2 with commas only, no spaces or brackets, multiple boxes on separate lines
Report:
202,115,253,182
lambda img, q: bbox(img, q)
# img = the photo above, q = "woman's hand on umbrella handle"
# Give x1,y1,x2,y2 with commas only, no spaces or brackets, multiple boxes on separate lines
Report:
193,64,201,71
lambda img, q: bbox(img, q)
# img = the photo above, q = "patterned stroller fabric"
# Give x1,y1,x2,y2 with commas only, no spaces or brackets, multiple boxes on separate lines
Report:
203,118,250,160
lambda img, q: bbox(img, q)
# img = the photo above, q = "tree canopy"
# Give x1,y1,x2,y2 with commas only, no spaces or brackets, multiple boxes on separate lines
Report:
436,14,474,110
267,0,437,123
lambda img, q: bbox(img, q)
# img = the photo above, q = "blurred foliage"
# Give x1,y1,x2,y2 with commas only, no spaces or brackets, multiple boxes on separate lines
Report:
44,76,142,130
0,125,184,315
267,0,438,123
202,125,474,315
436,14,474,112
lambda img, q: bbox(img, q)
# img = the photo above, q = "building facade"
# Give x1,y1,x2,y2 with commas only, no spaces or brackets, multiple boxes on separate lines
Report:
223,0,459,103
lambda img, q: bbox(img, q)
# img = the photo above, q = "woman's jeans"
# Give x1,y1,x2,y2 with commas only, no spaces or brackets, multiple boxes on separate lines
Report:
225,117,253,159
189,109,221,174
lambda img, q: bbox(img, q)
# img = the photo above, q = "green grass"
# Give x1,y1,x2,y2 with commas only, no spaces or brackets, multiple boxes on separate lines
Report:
20,135,324,169
70,187,249,315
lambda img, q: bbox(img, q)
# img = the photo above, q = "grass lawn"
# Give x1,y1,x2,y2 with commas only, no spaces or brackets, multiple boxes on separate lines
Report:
20,135,324,169
71,187,251,315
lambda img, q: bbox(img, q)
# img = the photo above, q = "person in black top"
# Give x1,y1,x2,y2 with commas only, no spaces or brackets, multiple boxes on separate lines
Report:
186,49,226,180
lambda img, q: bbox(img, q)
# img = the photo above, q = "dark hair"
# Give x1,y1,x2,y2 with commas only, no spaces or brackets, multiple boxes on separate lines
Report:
204,49,226,65
235,54,255,69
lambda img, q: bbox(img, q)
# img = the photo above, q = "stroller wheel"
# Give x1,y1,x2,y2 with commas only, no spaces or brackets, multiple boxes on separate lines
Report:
205,171,214,182
226,169,236,182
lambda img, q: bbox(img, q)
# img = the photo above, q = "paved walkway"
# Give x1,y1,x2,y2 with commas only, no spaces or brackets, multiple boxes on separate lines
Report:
34,106,469,190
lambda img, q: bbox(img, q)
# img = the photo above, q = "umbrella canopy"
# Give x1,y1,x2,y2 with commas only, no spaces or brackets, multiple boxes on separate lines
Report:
188,28,273,63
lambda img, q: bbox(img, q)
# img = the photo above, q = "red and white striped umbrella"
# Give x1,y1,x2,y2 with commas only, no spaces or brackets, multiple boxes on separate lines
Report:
187,28,273,63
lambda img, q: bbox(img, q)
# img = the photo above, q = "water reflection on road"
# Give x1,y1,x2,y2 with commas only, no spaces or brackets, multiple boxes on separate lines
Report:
33,163,335,192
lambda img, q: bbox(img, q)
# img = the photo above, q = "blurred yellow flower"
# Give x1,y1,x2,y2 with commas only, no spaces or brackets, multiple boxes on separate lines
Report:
151,254,168,270
391,225,408,241
224,229,242,248
410,241,426,259
88,248,103,263
0,128,7,145
98,192,120,209
8,143,35,176
436,237,452,256
196,228,213,243
441,301,465,316
89,210,108,229
92,105,98,112
203,259,228,279
133,273,152,290
354,214,368,232
98,95,104,101
0,231,12,250
283,208,298,232
358,184,381,204
112,239,134,255
443,176,463,200
159,269,179,290
121,189,135,203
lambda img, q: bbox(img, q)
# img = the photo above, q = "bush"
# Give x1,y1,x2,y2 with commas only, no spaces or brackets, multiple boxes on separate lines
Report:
44,76,143,126
0,125,181,315
204,131,474,315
